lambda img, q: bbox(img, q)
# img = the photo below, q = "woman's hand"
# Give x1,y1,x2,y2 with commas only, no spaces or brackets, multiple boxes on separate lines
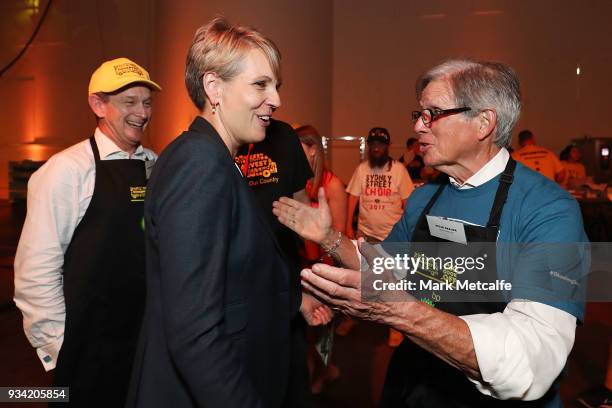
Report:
300,292,334,326
273,187,332,244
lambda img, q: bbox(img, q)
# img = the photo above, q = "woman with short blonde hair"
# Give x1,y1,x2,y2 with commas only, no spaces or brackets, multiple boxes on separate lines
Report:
128,18,295,408
185,17,282,111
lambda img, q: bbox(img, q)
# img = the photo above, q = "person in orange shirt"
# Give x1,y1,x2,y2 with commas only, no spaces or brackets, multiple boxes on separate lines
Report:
512,129,565,183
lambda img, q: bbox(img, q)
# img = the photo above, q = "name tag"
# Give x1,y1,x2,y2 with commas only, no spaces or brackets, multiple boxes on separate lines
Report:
130,186,146,202
426,215,467,245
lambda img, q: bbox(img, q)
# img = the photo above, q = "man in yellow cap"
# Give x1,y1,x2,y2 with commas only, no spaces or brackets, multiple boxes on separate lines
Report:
14,57,161,407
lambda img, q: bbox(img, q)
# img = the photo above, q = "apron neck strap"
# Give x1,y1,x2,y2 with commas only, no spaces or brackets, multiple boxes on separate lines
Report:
424,182,447,214
414,179,448,229
89,136,101,162
486,157,517,228
417,157,516,229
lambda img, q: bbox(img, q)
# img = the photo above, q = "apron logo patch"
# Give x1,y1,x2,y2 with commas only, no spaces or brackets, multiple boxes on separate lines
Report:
130,186,146,202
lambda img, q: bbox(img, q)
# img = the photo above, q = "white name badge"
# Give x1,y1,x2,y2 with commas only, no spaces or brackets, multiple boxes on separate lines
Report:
425,215,467,245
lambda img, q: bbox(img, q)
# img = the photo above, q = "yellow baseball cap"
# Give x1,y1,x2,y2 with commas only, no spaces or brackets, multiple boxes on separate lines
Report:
88,57,161,95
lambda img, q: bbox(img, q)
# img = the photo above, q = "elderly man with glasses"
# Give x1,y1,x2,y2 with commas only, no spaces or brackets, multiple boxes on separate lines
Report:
273,59,587,407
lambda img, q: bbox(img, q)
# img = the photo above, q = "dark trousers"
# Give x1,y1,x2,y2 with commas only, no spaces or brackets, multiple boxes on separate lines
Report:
282,315,313,408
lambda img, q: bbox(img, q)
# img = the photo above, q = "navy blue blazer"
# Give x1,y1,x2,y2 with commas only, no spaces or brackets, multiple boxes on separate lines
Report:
126,117,292,408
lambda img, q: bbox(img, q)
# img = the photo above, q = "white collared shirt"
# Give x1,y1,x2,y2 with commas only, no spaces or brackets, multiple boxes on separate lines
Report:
443,148,577,400
449,148,510,190
13,129,156,371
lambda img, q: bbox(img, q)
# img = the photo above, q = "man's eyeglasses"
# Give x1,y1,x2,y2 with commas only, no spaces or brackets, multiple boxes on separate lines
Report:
411,107,471,126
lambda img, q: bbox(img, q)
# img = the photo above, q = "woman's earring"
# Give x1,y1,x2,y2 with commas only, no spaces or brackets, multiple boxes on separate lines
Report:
211,103,217,114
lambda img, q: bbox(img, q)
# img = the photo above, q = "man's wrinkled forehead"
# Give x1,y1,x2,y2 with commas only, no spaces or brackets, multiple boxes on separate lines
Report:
419,78,455,108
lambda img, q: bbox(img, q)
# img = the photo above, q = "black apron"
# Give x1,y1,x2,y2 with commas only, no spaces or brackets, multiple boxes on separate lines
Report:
52,137,150,407
380,158,560,407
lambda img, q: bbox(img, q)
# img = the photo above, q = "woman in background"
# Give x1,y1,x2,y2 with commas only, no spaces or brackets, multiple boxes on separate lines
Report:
560,144,587,188
296,125,346,394
297,125,347,265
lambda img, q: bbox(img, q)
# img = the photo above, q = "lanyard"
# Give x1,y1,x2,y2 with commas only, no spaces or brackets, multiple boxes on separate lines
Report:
240,143,254,177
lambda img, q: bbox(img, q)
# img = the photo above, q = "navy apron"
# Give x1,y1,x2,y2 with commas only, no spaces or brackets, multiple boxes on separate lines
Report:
52,137,149,407
380,158,560,407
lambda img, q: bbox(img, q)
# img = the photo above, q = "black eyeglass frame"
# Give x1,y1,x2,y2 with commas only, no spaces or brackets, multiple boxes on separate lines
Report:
411,107,472,126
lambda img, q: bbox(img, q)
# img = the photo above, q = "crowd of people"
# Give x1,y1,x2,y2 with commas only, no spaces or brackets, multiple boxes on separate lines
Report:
12,16,595,408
